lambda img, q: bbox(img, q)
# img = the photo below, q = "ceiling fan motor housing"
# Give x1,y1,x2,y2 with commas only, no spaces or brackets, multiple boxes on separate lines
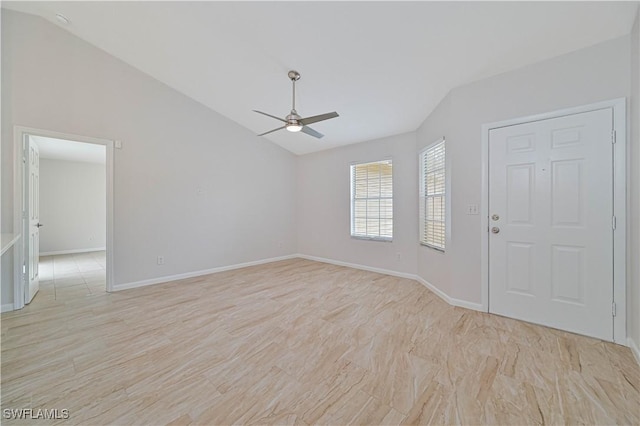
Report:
286,111,301,124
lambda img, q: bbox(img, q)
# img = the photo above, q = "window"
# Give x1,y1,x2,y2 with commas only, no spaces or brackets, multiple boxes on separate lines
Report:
420,139,445,250
351,160,393,241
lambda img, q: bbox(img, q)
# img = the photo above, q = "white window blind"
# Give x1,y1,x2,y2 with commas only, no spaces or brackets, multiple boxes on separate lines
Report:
420,139,445,250
351,160,393,241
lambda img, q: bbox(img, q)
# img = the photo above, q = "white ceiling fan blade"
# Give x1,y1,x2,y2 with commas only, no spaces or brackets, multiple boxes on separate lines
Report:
301,126,324,139
258,126,286,136
253,110,287,123
299,112,339,126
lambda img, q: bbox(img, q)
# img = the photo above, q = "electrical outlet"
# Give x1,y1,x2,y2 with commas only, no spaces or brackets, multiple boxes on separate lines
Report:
466,204,479,215
157,256,164,265
396,252,402,261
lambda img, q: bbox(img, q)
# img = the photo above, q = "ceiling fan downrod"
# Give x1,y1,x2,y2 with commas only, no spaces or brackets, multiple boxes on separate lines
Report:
288,70,301,113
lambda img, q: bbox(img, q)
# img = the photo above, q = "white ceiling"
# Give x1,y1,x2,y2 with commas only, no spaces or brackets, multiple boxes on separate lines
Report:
31,136,106,165
4,2,638,155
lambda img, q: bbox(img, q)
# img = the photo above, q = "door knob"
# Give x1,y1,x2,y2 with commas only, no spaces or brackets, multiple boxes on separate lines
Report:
35,223,43,228
491,227,500,234
491,214,500,221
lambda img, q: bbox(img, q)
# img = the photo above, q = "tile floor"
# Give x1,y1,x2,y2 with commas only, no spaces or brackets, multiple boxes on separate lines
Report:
2,258,638,424
38,251,106,301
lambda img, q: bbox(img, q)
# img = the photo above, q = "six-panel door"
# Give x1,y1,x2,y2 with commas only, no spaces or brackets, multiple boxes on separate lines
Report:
489,108,614,341
26,138,41,304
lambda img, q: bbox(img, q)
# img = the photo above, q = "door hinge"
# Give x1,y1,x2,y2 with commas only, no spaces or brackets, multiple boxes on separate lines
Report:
611,130,616,144
612,215,617,230
612,302,617,317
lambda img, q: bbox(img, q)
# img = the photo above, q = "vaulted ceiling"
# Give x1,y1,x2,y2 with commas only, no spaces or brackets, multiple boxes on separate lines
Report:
3,2,638,154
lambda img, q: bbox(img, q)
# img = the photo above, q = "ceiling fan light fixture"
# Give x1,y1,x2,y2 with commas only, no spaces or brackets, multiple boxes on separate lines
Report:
286,124,303,132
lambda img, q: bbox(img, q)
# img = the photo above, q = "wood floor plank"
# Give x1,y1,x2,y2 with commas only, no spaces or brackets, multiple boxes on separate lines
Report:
1,257,638,425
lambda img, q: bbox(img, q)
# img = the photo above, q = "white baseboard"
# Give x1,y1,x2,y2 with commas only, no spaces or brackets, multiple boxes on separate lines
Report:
114,252,480,315
414,275,451,304
415,276,483,312
449,296,484,312
296,254,483,312
296,254,417,280
629,337,640,367
40,247,106,256
113,254,298,292
1,303,14,313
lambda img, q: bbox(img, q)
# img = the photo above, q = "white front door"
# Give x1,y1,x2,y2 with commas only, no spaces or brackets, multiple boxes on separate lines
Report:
25,137,41,303
488,108,614,341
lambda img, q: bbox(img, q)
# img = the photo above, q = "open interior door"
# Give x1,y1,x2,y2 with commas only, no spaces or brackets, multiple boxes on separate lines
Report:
25,136,41,304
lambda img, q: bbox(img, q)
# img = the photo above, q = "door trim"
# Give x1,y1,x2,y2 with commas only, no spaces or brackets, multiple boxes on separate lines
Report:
13,126,115,310
480,98,627,344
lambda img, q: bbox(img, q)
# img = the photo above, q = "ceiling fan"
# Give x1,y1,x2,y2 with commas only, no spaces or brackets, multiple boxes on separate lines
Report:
254,70,339,139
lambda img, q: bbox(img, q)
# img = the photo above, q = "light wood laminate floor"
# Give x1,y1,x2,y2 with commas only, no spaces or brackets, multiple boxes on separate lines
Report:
1,259,638,425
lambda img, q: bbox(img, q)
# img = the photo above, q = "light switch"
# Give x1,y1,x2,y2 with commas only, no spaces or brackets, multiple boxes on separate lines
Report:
466,204,479,215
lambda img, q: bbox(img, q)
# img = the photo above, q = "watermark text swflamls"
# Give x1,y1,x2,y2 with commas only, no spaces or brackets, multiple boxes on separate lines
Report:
3,408,69,420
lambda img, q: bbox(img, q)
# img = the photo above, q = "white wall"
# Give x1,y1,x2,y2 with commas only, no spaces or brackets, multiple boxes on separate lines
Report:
0,6,17,308
629,9,640,355
296,35,633,307
297,132,418,275
39,158,106,255
415,35,631,305
1,7,12,236
1,10,297,303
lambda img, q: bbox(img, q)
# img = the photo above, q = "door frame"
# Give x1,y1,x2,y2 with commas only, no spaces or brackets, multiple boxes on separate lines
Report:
480,98,627,344
13,126,115,310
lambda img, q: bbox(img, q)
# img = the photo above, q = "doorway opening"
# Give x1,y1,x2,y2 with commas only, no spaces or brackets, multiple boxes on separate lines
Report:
14,127,114,310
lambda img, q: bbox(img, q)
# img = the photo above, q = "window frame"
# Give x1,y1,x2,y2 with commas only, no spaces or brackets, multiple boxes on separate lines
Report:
350,158,393,242
419,138,446,252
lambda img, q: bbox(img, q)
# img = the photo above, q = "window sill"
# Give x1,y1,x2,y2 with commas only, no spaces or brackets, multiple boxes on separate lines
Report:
420,242,445,253
351,236,393,243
